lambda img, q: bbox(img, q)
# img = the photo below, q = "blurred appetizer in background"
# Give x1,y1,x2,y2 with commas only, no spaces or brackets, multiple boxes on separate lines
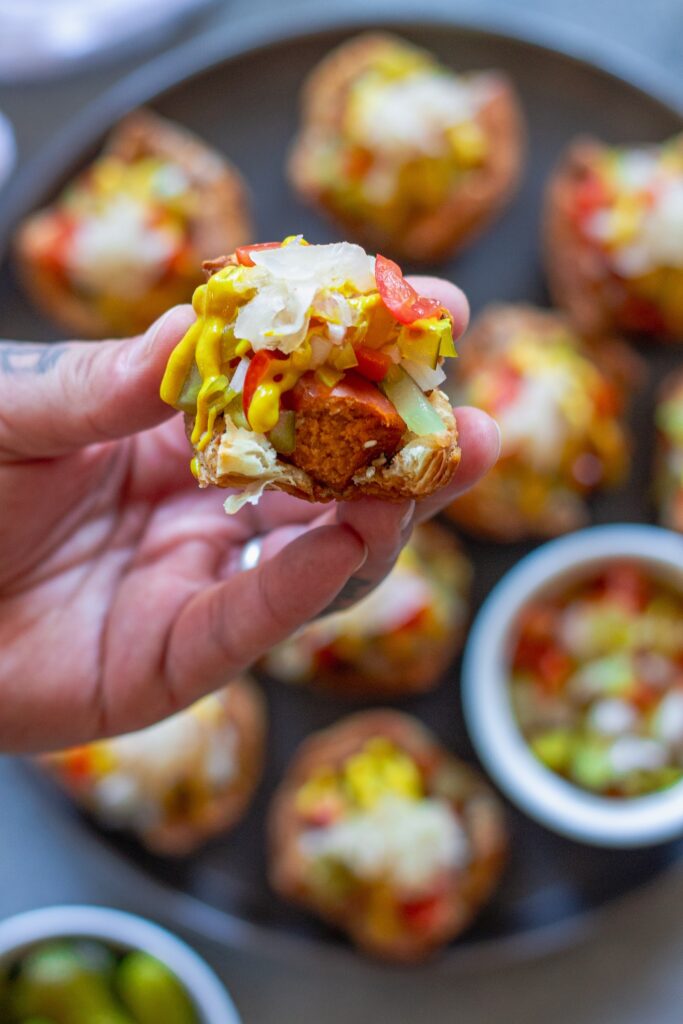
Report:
544,134,683,342
268,711,506,962
446,305,635,541
15,110,252,337
263,523,471,698
288,33,524,263
654,368,683,531
40,678,265,856
161,236,460,512
509,562,683,798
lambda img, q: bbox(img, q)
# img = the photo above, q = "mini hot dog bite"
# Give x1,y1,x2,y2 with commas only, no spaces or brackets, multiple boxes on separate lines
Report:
161,236,461,511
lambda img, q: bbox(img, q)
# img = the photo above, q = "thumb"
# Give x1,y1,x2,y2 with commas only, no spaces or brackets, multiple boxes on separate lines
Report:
0,304,195,460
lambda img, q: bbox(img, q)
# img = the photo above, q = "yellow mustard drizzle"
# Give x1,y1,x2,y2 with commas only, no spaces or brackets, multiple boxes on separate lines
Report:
248,340,312,435
160,270,258,449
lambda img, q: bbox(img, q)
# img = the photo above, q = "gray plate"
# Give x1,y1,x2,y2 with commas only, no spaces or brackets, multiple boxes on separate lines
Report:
2,5,683,973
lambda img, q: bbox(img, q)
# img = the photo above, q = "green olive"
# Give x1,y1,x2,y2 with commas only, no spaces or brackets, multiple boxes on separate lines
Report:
116,952,198,1024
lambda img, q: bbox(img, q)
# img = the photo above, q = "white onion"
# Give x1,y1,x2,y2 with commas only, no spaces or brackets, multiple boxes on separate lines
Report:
401,357,446,392
229,356,250,395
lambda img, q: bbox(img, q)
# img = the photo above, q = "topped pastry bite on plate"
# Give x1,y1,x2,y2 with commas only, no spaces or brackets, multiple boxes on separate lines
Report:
447,304,636,542
160,236,461,512
654,368,683,531
268,711,506,962
288,33,524,263
544,133,683,342
263,522,471,697
15,110,252,338
39,677,265,857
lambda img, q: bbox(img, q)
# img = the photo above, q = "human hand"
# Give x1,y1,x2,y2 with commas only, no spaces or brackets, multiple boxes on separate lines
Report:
0,278,498,753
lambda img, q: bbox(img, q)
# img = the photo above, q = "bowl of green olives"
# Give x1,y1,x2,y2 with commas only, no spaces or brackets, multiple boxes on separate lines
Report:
0,905,241,1024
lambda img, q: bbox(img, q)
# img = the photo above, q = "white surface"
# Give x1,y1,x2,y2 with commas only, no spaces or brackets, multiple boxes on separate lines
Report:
463,525,683,846
0,905,242,1024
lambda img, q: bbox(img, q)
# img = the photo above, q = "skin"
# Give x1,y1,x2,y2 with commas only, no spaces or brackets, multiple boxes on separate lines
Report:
0,278,499,753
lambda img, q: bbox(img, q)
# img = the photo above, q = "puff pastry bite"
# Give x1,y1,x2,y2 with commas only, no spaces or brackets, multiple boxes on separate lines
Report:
544,133,683,342
161,236,461,512
289,33,524,263
15,110,252,337
268,711,506,962
40,678,265,856
447,304,636,541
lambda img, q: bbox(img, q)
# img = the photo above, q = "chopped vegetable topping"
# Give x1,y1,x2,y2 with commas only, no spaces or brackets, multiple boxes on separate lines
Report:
574,135,683,337
375,254,444,324
295,738,467,907
509,562,683,797
160,238,456,470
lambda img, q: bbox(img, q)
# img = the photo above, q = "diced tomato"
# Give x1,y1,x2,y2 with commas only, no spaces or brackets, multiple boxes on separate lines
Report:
375,254,444,324
401,893,441,932
537,647,572,692
573,172,609,224
34,213,75,276
602,563,651,612
242,349,286,422
235,242,282,267
619,295,667,335
594,381,620,418
64,748,92,782
345,146,373,180
353,344,392,382
491,365,522,411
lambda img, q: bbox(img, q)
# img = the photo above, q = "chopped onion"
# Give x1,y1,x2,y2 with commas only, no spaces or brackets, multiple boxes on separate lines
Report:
310,336,333,367
401,357,446,391
229,356,250,395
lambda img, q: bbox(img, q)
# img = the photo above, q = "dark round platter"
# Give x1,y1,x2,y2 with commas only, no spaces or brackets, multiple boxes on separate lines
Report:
2,4,682,973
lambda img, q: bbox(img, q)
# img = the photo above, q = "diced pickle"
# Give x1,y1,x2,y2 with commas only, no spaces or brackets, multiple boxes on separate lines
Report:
9,944,133,1024
116,952,198,1024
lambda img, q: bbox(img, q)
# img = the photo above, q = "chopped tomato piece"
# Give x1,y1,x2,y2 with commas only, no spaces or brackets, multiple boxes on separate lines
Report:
34,213,75,276
353,344,393,382
573,172,609,223
235,242,282,266
64,748,92,782
375,254,444,324
242,350,285,422
401,893,441,931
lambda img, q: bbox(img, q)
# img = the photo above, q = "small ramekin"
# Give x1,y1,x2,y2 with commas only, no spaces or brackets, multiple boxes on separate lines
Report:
462,524,683,847
0,905,241,1023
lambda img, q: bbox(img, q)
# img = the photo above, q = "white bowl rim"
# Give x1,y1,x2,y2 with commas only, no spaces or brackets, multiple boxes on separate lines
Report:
0,905,241,1024
462,524,683,848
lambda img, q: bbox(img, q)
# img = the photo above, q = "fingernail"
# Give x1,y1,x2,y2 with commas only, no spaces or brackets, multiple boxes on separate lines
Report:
492,417,502,460
142,305,182,355
342,524,369,570
400,500,416,531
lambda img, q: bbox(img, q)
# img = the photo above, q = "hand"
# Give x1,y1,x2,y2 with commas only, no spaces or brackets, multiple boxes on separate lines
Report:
0,278,499,753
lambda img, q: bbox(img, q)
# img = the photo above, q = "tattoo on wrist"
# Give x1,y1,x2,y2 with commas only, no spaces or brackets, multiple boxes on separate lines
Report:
0,343,69,375
318,574,376,617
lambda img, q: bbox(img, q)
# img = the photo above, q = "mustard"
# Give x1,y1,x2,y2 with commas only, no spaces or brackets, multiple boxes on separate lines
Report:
247,340,312,434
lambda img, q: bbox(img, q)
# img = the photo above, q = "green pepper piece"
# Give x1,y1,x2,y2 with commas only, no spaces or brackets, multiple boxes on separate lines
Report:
10,944,134,1024
569,740,614,792
530,729,574,773
268,410,296,455
176,363,202,414
116,952,198,1024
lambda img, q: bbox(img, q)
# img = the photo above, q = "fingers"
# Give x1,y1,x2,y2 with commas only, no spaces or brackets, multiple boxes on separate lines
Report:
165,523,367,705
413,406,501,524
0,305,195,460
406,275,470,339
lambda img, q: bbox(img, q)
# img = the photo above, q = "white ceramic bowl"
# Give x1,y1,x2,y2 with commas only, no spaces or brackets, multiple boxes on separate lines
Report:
462,524,683,847
0,905,241,1023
